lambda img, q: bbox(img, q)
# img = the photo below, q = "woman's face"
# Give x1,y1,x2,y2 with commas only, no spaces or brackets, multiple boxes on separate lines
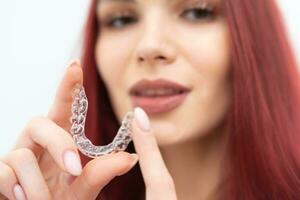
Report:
95,0,231,146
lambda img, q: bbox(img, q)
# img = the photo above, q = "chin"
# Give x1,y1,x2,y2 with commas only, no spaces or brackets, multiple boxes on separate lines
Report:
152,120,220,148
155,131,200,147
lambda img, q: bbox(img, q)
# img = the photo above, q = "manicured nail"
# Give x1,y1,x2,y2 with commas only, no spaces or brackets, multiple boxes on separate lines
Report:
130,153,139,166
134,107,151,132
13,184,26,200
63,150,82,176
69,59,80,68
116,153,139,176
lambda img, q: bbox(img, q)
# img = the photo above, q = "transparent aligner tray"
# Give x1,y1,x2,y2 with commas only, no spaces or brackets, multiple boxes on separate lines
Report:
70,84,134,158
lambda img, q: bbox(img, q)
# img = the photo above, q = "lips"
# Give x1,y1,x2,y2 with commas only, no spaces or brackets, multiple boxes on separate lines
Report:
129,79,191,114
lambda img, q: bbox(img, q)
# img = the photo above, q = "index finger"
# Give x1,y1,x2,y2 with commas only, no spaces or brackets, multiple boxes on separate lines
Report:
47,59,83,130
131,107,176,196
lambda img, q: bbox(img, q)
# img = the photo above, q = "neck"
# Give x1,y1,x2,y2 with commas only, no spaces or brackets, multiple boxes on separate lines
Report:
160,127,228,200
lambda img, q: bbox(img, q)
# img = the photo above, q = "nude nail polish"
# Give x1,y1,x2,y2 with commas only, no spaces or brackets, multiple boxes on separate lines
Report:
63,150,82,176
134,107,151,132
13,184,26,200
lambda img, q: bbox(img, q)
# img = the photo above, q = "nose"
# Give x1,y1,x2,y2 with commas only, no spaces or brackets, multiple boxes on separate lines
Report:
136,17,177,67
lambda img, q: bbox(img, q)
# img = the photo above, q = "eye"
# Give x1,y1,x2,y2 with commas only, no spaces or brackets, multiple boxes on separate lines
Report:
104,14,137,29
181,6,215,21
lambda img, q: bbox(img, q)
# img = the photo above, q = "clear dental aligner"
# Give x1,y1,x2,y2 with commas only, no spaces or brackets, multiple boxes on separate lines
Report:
70,84,134,158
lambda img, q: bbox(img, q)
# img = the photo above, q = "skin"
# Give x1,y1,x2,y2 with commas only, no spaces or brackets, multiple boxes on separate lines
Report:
0,0,231,199
0,61,177,200
95,0,231,199
0,62,137,200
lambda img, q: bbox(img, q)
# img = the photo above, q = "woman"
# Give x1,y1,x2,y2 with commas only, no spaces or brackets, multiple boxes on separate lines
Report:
1,0,300,199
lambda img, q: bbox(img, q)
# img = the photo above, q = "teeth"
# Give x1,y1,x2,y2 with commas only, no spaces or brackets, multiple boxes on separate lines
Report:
137,88,182,96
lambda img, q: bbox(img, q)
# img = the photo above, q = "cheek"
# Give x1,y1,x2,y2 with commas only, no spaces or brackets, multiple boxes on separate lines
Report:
187,23,231,104
177,22,231,77
94,33,139,122
175,22,231,139
94,33,135,85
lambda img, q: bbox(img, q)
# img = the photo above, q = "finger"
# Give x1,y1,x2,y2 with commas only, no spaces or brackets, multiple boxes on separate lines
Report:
47,59,83,130
68,152,138,200
2,148,51,200
0,161,26,200
12,116,82,176
131,107,176,195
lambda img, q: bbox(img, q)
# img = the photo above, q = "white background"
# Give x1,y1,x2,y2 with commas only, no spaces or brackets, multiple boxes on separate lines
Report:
0,0,299,155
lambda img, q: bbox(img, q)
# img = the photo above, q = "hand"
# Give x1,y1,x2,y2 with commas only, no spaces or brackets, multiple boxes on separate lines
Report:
0,60,139,200
131,108,178,200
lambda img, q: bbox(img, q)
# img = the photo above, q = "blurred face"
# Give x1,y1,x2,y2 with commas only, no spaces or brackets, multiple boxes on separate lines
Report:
95,0,232,146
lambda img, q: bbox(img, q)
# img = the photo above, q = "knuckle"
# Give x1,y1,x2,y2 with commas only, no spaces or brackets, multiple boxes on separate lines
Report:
9,148,36,165
0,162,15,182
25,116,46,131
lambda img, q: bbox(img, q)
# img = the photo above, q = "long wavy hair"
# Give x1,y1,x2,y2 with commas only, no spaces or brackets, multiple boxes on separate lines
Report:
79,0,300,199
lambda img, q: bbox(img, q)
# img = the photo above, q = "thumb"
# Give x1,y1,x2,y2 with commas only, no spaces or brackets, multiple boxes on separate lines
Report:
47,59,83,130
68,152,139,200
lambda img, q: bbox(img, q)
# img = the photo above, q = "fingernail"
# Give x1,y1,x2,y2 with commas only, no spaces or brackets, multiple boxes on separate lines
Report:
13,184,26,200
63,150,82,176
134,107,151,132
130,153,139,166
116,153,139,176
68,59,80,68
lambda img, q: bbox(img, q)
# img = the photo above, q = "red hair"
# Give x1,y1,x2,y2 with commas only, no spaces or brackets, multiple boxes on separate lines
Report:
79,0,300,199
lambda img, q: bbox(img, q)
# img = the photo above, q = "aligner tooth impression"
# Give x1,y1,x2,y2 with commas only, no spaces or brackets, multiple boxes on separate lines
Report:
70,84,134,158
